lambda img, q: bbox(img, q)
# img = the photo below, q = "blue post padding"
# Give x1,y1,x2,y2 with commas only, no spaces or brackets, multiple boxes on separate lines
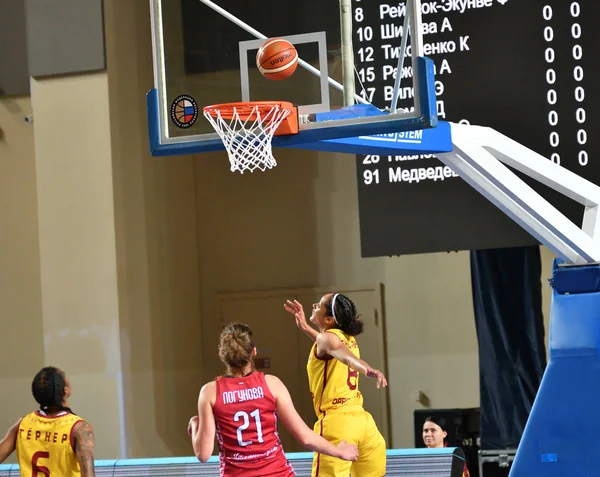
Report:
510,259,600,477
551,259,600,294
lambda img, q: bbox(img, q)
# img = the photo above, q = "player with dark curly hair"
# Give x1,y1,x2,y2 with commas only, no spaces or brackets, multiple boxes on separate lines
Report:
285,293,388,477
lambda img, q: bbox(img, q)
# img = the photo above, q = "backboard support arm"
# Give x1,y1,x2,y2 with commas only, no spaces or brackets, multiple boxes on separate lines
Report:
437,123,600,264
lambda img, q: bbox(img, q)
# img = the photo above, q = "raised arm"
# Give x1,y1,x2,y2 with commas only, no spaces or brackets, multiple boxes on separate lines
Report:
265,375,358,461
284,300,318,342
189,382,216,463
316,332,388,389
72,421,95,477
0,420,19,463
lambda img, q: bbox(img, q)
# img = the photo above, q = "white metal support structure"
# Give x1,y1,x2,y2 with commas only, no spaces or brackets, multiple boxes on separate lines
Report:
390,0,424,114
339,0,356,107
390,7,411,114
437,123,600,264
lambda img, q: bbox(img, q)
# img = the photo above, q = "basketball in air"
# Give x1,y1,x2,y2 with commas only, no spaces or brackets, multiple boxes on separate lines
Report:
256,38,298,80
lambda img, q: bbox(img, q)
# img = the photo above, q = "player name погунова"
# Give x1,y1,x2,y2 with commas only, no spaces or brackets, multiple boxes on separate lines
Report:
222,386,265,404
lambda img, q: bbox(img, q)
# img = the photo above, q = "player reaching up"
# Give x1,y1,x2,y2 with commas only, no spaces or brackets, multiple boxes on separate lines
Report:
188,322,358,477
0,367,96,476
284,293,388,477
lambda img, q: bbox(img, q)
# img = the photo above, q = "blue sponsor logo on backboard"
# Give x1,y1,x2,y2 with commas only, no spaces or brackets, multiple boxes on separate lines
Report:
358,130,424,144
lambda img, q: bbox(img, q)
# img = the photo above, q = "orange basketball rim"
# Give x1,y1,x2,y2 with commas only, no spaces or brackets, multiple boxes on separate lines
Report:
203,101,298,136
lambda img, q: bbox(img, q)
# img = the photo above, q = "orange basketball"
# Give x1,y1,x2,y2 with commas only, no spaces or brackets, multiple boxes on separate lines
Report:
256,38,298,80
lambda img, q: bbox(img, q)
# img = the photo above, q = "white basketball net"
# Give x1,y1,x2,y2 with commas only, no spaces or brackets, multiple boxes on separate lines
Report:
203,104,292,174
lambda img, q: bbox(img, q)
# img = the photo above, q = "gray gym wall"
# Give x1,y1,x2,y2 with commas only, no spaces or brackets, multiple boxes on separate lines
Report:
0,0,106,97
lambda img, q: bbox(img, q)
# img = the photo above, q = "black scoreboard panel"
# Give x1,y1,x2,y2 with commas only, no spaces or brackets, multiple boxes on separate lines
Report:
354,0,599,257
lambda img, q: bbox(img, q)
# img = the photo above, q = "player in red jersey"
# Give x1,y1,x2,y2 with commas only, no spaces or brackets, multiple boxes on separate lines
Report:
188,322,358,477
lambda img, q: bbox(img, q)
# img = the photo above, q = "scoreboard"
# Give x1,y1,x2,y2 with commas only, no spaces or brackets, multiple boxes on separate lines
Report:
353,0,599,257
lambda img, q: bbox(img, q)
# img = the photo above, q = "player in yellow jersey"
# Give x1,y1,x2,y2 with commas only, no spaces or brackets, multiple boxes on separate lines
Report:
0,367,96,476
284,293,388,477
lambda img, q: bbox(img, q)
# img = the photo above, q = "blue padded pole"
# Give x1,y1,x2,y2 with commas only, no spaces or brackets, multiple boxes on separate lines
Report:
510,258,600,476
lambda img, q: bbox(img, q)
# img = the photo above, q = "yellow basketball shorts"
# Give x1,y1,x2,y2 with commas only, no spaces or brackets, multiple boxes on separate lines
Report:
311,409,386,477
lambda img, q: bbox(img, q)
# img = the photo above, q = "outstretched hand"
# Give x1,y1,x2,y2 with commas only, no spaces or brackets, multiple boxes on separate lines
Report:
337,440,359,461
284,300,309,330
366,367,388,389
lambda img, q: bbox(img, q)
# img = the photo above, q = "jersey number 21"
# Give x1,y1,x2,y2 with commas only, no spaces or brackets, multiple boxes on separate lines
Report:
234,409,264,447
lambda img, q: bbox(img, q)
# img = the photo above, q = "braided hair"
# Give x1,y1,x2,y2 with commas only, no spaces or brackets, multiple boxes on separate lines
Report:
31,367,73,414
325,293,364,336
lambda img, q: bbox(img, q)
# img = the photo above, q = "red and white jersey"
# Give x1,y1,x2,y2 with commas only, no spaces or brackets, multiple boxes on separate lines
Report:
213,372,295,477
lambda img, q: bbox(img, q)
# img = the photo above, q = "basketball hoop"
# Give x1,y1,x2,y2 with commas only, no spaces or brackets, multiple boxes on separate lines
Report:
203,101,298,173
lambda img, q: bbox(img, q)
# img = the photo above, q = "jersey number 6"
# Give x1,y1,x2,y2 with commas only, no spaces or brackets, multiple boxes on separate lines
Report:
32,451,51,476
234,409,264,447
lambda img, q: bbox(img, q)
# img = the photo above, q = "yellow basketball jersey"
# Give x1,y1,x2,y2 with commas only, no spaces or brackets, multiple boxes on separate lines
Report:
307,328,364,418
16,411,83,477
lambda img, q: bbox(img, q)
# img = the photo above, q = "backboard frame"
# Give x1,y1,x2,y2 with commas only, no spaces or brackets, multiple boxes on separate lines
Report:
147,0,440,158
